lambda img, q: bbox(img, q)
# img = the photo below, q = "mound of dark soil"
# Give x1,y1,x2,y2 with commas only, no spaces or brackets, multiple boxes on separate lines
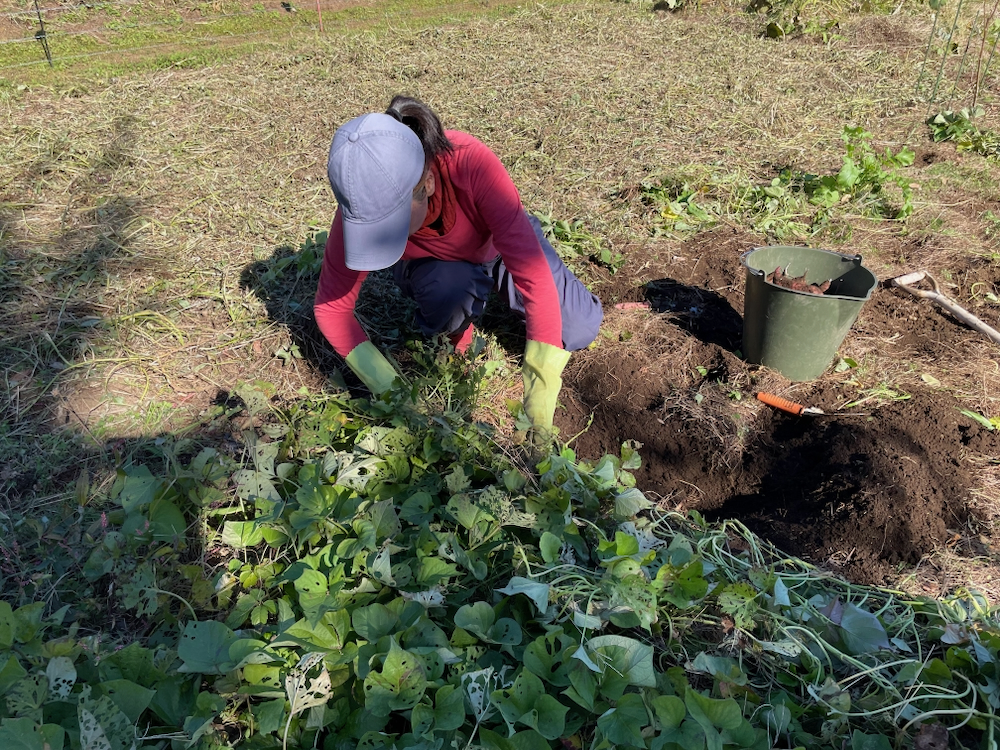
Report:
556,227,1000,584
560,375,997,583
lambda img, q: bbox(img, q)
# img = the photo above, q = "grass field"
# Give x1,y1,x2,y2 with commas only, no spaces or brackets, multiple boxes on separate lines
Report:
3,0,1000,747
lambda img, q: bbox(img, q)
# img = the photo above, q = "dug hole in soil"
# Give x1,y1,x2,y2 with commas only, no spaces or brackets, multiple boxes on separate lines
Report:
553,229,1000,584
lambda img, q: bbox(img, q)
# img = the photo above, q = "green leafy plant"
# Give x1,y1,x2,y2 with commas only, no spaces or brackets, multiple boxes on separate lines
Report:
960,408,1000,430
835,355,860,372
1,351,999,749
641,181,719,234
927,108,1000,160
981,210,1000,247
295,230,328,276
842,382,911,408
255,230,328,288
644,127,915,241
814,126,916,217
745,0,840,43
536,214,625,275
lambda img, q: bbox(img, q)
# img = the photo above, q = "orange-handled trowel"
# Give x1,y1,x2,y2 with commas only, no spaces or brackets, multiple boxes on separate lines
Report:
756,392,826,416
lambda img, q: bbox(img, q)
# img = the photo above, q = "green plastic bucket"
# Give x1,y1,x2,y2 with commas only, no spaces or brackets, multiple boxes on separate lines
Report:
741,246,878,381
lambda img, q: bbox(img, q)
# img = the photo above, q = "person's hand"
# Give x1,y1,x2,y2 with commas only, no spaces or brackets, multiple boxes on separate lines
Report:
521,340,571,444
344,341,399,395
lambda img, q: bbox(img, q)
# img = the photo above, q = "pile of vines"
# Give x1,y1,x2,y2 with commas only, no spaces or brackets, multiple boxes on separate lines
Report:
0,350,998,750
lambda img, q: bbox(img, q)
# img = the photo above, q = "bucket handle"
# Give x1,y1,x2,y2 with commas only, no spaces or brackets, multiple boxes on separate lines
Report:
750,253,863,270
743,250,865,276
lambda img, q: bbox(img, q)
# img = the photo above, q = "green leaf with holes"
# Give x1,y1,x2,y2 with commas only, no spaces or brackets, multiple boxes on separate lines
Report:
6,673,47,718
0,655,27,698
493,621,523,646
455,602,496,640
400,491,435,525
454,601,522,645
368,500,401,541
78,693,135,750
46,657,76,701
411,684,466,736
491,669,568,740
290,566,330,625
443,534,488,580
524,630,574,686
363,640,427,717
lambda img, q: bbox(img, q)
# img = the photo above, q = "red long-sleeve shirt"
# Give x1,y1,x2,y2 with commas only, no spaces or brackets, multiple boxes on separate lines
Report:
313,130,563,356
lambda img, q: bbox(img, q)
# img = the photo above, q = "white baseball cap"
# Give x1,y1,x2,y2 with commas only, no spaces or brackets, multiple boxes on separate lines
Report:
327,112,425,271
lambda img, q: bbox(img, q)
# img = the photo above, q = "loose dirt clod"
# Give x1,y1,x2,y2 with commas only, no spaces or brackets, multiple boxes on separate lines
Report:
914,723,949,750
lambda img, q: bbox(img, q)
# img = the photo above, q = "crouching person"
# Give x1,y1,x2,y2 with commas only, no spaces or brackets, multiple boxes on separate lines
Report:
313,95,603,441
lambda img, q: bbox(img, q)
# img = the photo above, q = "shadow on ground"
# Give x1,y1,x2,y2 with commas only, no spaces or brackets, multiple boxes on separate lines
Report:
643,277,743,351
2,186,156,502
238,235,346,381
238,238,532,385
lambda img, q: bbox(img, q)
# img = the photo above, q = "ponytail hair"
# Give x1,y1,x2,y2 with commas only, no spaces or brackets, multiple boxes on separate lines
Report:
385,95,453,166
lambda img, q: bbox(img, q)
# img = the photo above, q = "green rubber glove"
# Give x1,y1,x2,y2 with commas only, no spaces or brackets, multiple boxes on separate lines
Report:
345,341,398,395
522,340,571,435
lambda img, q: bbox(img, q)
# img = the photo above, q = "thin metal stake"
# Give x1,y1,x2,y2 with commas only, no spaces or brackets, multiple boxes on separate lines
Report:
973,0,1000,107
930,0,967,104
34,0,52,68
915,10,941,97
980,23,1000,85
946,6,980,107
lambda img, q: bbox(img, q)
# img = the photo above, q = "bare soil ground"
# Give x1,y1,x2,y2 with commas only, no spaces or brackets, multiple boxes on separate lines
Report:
555,226,1000,588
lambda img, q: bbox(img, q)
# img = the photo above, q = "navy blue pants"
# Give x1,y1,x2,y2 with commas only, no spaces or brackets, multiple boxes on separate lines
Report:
393,214,603,351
